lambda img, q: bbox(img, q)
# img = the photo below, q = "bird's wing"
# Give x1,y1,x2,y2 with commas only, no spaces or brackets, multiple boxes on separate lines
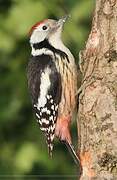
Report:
27,54,62,156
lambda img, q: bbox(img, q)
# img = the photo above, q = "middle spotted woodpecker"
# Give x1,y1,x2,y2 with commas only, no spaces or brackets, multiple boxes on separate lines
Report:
27,16,80,165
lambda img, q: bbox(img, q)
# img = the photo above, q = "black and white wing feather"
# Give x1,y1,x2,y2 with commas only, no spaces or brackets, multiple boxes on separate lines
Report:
27,54,62,156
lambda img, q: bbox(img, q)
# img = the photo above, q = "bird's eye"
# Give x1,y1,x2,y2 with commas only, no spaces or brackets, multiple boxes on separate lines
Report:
42,25,48,30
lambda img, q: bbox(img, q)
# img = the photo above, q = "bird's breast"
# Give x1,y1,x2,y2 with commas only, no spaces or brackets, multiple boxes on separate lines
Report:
55,53,77,117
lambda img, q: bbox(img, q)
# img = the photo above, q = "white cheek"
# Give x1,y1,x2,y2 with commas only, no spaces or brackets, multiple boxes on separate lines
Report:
30,30,47,44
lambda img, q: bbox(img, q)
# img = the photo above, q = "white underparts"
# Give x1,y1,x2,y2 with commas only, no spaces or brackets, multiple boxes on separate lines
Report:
37,67,51,108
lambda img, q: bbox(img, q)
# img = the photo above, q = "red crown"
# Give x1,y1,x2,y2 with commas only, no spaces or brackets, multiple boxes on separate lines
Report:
29,20,47,36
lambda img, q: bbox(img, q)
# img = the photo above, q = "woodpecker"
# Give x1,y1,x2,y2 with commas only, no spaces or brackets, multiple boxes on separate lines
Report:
27,16,80,165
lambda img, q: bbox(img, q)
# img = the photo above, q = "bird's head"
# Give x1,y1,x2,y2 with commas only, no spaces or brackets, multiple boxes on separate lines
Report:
29,16,69,44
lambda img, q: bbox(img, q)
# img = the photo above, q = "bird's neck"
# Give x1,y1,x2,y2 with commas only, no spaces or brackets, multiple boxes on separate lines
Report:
30,37,70,58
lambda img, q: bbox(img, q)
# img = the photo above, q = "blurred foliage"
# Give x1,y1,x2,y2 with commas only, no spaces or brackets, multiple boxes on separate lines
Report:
0,0,94,179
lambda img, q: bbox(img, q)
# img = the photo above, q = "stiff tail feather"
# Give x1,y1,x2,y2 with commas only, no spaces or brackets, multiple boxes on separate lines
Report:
62,141,82,173
46,133,54,158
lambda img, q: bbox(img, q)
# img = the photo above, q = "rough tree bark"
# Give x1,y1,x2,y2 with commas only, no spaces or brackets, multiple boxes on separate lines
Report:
77,0,117,179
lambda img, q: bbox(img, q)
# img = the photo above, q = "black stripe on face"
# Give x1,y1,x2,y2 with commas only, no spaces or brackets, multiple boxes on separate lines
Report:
32,39,70,63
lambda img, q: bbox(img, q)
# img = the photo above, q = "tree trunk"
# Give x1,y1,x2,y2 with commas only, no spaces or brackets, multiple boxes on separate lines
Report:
77,0,117,179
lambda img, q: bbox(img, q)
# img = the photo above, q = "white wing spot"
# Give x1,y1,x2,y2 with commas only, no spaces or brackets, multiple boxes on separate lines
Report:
41,107,48,113
51,105,54,110
47,110,51,115
53,111,55,115
40,127,47,131
42,118,49,124
36,113,40,119
40,111,42,116
47,95,51,99
49,116,53,121
50,99,53,103
38,120,42,125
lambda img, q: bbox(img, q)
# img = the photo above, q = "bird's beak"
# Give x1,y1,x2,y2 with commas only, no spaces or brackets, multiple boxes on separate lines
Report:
49,15,70,35
57,15,70,28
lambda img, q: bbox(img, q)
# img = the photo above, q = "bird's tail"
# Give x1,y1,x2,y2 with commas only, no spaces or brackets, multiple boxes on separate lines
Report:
48,142,53,158
46,133,54,158
63,141,82,172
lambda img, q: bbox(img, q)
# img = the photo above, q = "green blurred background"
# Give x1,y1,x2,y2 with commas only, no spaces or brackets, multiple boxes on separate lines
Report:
0,0,94,179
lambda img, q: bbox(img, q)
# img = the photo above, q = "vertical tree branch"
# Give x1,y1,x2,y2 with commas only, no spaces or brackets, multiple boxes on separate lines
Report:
77,0,117,179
